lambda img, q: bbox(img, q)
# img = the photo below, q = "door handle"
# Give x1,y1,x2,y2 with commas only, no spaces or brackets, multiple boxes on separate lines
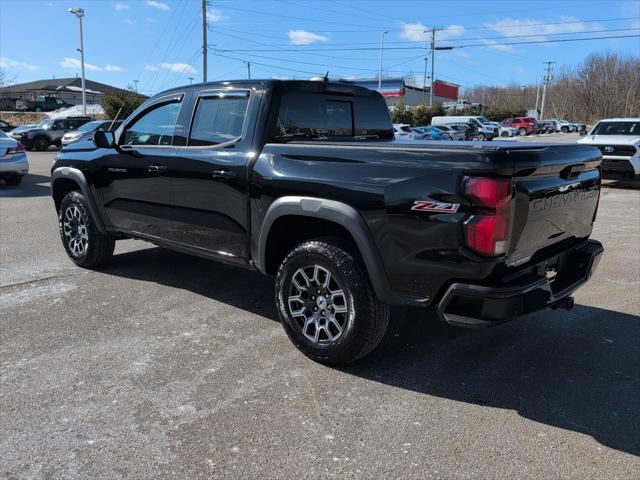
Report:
148,164,167,173
212,169,236,179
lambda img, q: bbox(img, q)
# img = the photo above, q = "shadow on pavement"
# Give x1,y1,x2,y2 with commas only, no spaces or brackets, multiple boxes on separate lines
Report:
102,246,639,457
347,304,640,458
0,173,51,198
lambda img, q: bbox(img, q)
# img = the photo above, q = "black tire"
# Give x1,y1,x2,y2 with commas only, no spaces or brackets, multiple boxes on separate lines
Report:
275,239,389,366
500,131,509,138
59,190,115,267
33,136,50,151
518,127,527,136
474,133,485,141
561,126,569,133
4,176,23,186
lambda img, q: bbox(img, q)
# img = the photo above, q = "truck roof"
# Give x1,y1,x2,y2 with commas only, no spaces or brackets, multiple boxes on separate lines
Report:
153,79,381,100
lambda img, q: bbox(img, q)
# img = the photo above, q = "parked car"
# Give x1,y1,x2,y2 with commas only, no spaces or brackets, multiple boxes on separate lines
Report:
61,120,123,147
7,124,36,137
51,79,604,365
431,115,498,140
535,121,556,134
13,116,91,151
547,118,575,133
411,126,452,140
501,117,537,136
393,123,412,139
490,122,518,138
444,122,478,140
0,119,16,132
430,124,466,141
18,96,74,112
577,118,640,177
0,130,28,185
442,99,481,111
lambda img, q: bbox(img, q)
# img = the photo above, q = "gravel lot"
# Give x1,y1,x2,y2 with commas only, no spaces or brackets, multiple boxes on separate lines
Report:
1,146,639,479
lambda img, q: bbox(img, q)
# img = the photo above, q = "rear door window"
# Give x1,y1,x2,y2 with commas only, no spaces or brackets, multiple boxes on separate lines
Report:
188,91,250,146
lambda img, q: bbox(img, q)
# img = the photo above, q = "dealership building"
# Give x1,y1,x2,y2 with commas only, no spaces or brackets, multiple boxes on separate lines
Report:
339,77,460,106
0,77,132,106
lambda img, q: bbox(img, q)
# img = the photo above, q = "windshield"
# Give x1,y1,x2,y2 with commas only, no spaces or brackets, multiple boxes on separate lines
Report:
77,121,102,133
477,117,491,125
591,121,640,135
37,119,54,129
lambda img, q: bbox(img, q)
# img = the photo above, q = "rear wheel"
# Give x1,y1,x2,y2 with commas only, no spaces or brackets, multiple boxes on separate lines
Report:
33,136,50,151
474,133,485,141
518,127,527,136
561,126,569,133
59,191,115,267
275,239,389,366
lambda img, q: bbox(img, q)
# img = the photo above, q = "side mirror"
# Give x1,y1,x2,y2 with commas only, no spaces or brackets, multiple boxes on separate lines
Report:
94,130,115,148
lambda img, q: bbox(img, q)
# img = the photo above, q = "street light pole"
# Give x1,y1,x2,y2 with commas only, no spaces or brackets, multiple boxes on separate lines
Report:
430,27,436,107
68,7,86,116
378,30,388,93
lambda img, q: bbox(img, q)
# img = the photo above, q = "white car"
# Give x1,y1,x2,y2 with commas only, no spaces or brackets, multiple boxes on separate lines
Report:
393,124,412,139
547,119,575,133
490,122,518,138
0,130,29,185
577,118,640,177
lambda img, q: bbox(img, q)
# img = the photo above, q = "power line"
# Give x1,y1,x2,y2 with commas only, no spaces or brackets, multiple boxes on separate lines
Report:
213,33,640,52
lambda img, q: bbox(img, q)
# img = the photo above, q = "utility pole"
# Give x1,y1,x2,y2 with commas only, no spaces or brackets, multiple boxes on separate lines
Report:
68,7,86,116
378,30,388,92
188,77,194,85
202,0,207,83
534,77,541,113
133,79,139,92
520,85,526,110
244,61,251,79
422,57,428,104
430,28,436,107
540,61,555,120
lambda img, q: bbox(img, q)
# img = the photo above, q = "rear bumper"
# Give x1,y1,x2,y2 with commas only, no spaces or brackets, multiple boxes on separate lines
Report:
0,152,29,175
436,239,603,327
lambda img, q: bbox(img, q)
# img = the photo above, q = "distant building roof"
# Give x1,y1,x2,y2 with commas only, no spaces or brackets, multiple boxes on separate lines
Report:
0,77,131,96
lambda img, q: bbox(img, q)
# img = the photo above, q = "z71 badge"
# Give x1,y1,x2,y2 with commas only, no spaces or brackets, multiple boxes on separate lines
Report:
411,200,460,213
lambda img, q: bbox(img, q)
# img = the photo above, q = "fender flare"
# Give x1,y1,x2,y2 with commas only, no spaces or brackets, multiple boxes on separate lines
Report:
51,167,107,233
254,196,397,304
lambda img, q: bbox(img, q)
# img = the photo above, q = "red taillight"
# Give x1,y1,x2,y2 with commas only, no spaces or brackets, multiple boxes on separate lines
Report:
464,177,511,256
6,144,25,154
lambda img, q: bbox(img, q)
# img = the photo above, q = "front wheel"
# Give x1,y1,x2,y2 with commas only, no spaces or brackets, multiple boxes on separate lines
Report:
59,191,115,267
518,127,527,136
474,133,485,141
33,136,50,151
561,126,569,133
275,239,389,366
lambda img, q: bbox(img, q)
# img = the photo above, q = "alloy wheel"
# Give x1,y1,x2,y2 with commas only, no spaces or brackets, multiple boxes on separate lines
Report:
63,206,89,256
287,264,349,345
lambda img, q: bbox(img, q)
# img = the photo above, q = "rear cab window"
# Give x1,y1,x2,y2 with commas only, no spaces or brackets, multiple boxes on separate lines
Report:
273,88,393,142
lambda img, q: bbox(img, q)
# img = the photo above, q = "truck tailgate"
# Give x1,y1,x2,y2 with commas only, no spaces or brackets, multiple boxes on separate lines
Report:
507,154,601,266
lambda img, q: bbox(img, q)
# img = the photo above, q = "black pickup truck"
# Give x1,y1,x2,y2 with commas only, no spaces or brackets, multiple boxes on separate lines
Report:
51,80,603,365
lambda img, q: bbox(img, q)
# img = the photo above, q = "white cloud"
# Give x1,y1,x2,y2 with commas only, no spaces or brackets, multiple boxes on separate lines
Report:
123,19,135,25
288,30,329,45
105,64,123,72
0,57,38,70
146,0,169,11
485,16,602,44
60,57,102,71
482,39,516,53
145,63,196,74
206,8,227,22
398,23,465,42
114,3,129,11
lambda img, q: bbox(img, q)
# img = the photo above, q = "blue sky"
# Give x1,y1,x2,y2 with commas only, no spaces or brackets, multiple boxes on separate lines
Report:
1,0,639,95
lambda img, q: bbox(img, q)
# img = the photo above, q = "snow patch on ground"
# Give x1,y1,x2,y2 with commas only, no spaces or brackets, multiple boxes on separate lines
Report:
48,104,104,119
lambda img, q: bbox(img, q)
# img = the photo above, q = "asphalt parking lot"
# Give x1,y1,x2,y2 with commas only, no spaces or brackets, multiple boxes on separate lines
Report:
1,148,639,479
